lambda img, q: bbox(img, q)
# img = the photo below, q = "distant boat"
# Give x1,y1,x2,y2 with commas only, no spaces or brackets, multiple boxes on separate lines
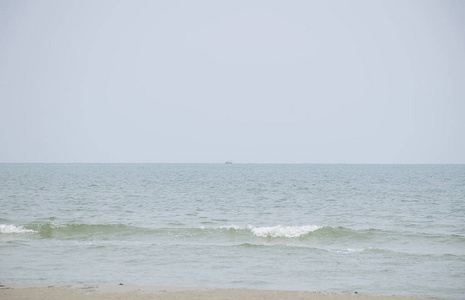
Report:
225,160,233,164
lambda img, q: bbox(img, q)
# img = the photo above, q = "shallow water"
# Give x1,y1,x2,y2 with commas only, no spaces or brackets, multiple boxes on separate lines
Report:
1,164,464,299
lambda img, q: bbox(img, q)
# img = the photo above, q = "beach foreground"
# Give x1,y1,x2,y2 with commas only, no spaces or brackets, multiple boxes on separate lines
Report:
0,284,449,300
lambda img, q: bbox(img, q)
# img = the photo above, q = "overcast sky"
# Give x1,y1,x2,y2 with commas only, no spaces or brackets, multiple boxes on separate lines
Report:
1,0,464,163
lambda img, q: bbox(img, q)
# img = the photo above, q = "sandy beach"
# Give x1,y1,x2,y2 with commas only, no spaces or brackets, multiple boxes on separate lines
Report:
0,283,449,300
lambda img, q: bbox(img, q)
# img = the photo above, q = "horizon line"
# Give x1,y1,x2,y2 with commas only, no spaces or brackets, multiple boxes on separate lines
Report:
0,162,463,165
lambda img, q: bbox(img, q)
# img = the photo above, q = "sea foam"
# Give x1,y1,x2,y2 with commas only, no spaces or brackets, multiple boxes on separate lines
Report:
218,224,323,237
0,224,36,234
249,225,322,238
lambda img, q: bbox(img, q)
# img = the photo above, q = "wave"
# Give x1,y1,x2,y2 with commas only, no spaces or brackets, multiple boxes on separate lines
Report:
28,223,144,239
3,222,361,239
29,223,326,239
222,224,385,239
0,224,37,234
252,224,323,238
4,222,464,249
220,224,323,238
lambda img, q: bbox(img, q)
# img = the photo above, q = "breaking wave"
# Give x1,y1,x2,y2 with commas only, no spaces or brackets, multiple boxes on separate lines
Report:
221,224,323,238
2,222,371,239
4,222,462,248
0,224,37,234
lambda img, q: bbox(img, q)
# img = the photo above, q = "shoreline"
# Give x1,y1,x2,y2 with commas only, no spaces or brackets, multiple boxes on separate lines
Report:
0,283,450,300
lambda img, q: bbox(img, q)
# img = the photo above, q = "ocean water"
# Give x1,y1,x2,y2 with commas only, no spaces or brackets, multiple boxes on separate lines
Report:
1,164,464,299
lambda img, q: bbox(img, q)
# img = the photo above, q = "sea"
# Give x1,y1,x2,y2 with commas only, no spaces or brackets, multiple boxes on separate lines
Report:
1,164,464,299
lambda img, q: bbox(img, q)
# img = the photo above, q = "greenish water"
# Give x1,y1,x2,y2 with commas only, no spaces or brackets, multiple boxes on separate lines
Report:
1,164,464,299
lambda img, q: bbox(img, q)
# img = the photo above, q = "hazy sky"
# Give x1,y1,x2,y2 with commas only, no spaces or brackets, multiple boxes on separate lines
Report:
1,0,464,163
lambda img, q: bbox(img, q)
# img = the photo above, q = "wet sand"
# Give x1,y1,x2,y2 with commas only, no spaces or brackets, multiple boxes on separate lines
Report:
0,283,449,300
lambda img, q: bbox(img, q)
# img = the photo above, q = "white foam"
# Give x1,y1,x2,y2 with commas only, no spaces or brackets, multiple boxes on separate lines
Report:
0,224,36,234
219,225,246,230
248,225,322,238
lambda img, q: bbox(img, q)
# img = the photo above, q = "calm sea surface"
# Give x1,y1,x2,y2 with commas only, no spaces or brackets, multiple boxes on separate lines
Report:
1,164,464,299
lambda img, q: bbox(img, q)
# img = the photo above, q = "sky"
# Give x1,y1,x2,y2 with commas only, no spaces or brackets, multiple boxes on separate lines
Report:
1,0,464,163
